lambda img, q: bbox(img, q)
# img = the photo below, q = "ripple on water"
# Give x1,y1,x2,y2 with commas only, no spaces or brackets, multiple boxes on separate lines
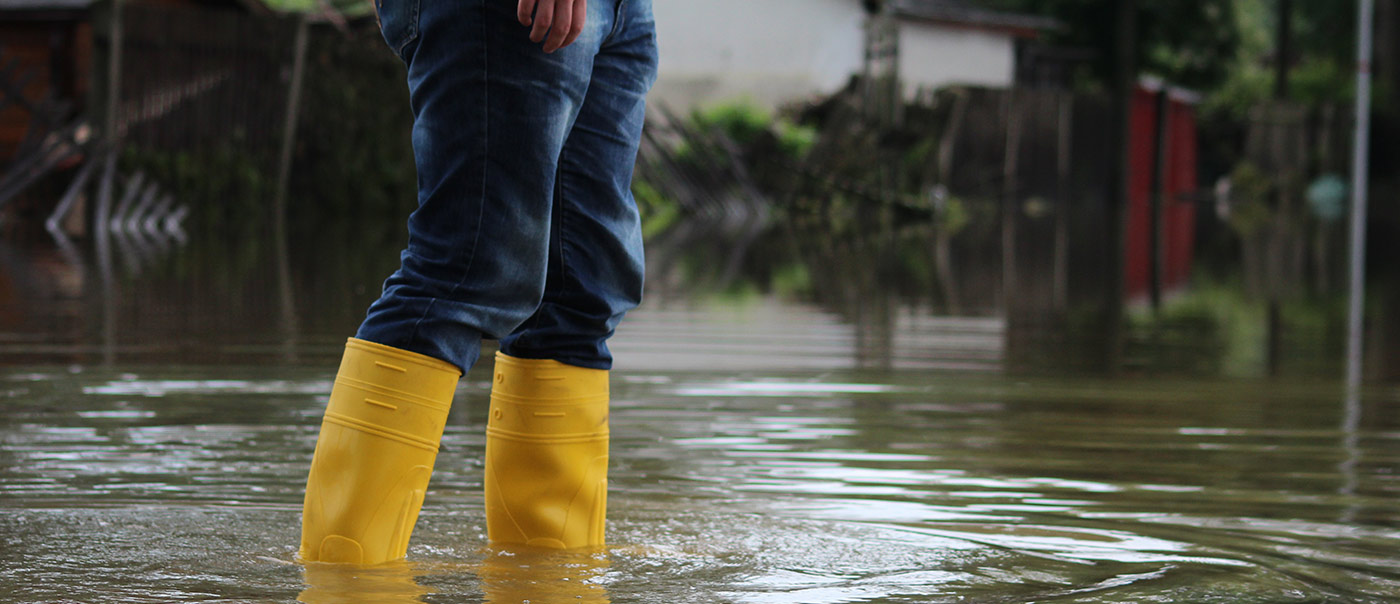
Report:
1,369,1398,602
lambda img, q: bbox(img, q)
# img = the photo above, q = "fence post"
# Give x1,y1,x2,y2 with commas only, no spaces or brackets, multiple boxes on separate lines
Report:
104,0,123,142
1001,88,1023,317
273,15,309,360
1053,90,1072,312
1102,0,1137,373
1148,87,1170,312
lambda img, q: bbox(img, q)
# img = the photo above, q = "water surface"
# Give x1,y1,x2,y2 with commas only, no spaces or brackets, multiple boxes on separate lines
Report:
3,359,1397,603
3,206,1399,602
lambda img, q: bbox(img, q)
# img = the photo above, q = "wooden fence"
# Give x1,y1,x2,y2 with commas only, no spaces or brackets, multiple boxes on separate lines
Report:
92,1,298,157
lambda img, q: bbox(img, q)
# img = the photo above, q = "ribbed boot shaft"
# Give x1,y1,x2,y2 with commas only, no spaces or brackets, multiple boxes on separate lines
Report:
485,352,609,549
300,338,461,564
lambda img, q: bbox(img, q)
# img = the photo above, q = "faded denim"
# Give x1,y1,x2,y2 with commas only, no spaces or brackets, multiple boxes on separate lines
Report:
357,0,658,372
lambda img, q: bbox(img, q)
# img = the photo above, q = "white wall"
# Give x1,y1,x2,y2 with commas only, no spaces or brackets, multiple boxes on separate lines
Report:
896,22,1016,96
651,0,866,111
650,0,1019,111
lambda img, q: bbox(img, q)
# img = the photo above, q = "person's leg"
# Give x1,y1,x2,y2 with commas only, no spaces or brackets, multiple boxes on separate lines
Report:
357,0,611,372
485,0,658,550
498,0,660,369
302,0,615,564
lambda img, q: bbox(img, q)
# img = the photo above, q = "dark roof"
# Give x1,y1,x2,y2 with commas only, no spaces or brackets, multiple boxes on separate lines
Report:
0,0,271,15
0,0,91,10
888,0,1060,36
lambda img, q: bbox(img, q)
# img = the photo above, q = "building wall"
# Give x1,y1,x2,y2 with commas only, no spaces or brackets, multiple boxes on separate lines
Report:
896,21,1015,97
651,0,866,110
0,21,89,162
651,0,1020,111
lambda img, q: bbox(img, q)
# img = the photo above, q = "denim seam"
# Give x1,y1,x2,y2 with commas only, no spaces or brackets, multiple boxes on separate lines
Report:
406,0,489,349
556,145,574,310
394,0,420,59
606,0,626,46
519,160,567,341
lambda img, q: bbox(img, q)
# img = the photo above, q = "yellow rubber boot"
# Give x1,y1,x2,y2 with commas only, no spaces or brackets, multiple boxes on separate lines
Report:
485,352,610,549
300,338,461,564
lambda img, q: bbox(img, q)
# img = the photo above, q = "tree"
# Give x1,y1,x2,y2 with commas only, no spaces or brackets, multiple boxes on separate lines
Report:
976,0,1241,91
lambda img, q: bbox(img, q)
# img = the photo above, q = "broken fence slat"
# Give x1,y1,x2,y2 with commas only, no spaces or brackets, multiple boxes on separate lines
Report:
45,156,99,235
125,181,161,235
143,195,174,238
110,171,146,231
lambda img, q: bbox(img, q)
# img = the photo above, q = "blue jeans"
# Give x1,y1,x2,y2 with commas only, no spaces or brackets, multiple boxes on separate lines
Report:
356,0,658,372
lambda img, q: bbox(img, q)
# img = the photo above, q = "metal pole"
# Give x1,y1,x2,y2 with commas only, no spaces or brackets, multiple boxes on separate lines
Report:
274,16,308,217
274,15,309,362
105,0,123,141
1103,0,1136,374
1346,0,1374,393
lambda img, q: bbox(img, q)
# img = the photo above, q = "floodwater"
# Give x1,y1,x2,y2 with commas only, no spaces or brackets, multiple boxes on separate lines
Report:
3,362,1399,603
2,224,1399,603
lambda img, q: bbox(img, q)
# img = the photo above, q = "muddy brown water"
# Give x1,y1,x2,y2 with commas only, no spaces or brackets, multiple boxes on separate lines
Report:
2,231,1398,602
2,341,1398,602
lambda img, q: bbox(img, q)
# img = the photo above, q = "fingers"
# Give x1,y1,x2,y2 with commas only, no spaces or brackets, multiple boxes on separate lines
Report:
561,0,587,49
541,0,575,53
529,0,554,43
523,0,585,53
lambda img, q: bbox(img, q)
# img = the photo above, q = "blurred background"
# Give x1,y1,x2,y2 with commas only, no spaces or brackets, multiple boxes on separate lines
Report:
4,2,1400,602
0,0,1395,378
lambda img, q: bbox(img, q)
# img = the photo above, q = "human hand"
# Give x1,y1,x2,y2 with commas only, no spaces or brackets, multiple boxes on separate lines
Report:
517,0,587,53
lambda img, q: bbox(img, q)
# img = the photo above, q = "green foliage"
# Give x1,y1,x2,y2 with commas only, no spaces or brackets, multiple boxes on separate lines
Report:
632,179,681,240
120,142,272,239
976,0,1363,114
692,101,772,146
1196,0,1361,120
1225,162,1273,236
1200,62,1273,119
1127,282,1246,375
1138,0,1242,91
1126,277,1352,377
261,0,374,17
1291,57,1355,107
768,262,811,298
688,100,815,161
1291,0,1361,66
939,197,970,235
976,0,1241,91
775,121,818,160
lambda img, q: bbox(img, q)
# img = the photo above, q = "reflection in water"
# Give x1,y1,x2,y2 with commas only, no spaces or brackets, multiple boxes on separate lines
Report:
1339,387,1364,524
1,206,1395,377
298,561,431,603
1,193,1398,602
295,542,612,603
1,368,1398,601
478,547,610,604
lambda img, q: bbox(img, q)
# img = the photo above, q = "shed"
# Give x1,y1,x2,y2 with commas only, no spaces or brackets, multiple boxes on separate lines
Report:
0,0,270,163
649,0,1056,111
0,0,93,162
885,0,1059,98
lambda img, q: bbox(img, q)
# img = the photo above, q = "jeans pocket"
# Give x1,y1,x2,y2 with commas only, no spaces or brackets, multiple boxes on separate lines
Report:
375,0,420,61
